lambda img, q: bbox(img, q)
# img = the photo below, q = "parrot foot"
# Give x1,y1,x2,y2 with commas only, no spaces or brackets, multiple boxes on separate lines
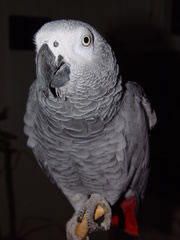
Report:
77,206,86,223
66,213,81,240
86,193,112,233
66,212,90,240
66,194,111,239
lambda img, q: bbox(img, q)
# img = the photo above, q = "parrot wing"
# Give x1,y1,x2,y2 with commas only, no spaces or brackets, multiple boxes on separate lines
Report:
120,81,157,201
111,81,157,236
24,80,55,183
24,80,38,148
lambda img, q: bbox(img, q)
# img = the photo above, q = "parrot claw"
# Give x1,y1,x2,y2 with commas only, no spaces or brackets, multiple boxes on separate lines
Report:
86,193,112,233
66,213,81,240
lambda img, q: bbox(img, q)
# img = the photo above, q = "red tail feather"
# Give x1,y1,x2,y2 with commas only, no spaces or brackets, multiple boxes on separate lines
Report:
111,197,139,237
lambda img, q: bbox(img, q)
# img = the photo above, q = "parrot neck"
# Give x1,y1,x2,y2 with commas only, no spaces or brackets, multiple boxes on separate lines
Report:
38,75,123,123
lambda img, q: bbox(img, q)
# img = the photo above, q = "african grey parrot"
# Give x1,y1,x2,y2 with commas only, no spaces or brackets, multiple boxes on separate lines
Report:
24,20,157,239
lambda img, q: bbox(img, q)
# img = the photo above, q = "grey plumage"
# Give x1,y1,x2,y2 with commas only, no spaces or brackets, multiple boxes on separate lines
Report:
24,20,156,238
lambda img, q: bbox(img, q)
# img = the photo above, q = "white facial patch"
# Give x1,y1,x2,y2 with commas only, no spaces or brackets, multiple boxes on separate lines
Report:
35,26,94,65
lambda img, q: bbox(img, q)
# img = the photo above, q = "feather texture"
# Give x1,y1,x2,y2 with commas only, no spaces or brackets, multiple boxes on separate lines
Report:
24,79,155,206
24,20,156,211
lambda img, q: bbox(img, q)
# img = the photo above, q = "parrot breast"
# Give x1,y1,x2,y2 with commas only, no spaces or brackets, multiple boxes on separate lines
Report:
32,91,127,205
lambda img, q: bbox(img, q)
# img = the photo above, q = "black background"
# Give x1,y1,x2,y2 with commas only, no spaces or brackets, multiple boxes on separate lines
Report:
0,1,179,239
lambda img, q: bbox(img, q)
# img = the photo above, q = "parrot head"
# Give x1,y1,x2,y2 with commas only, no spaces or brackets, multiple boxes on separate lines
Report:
35,20,120,101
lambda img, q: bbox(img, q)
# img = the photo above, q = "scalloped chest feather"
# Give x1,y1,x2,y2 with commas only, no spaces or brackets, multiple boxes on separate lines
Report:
32,100,127,204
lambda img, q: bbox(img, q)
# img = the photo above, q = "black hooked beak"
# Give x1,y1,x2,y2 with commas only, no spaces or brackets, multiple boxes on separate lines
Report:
36,43,70,97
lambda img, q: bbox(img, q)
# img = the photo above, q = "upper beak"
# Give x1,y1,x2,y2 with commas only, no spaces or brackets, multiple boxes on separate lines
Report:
50,54,70,88
36,44,70,97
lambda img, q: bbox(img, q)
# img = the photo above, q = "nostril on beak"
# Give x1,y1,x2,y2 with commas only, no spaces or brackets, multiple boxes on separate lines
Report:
53,41,59,47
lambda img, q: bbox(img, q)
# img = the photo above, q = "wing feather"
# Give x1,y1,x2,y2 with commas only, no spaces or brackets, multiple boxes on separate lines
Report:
120,81,156,201
24,81,38,148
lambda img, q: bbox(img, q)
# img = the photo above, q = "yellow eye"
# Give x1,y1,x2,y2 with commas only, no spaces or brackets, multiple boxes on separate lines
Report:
82,35,91,46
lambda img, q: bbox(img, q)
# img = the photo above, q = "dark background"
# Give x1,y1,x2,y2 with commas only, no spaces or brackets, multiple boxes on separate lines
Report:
0,0,179,239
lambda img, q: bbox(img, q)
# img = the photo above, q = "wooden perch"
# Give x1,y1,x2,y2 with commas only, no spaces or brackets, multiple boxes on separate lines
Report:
75,205,105,239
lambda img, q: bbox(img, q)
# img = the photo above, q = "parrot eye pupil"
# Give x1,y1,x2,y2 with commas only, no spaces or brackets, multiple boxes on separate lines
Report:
82,35,91,46
53,41,59,47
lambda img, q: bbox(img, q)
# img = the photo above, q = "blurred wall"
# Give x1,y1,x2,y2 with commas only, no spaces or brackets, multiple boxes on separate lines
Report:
0,0,174,239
